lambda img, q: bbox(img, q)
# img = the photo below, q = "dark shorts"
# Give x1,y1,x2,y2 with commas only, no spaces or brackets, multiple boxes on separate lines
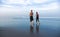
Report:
36,17,39,22
30,16,33,22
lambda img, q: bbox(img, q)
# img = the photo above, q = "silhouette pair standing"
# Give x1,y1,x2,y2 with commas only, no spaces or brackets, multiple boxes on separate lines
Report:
29,10,40,32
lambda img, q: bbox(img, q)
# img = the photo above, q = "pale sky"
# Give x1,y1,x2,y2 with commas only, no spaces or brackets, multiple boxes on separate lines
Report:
0,0,60,17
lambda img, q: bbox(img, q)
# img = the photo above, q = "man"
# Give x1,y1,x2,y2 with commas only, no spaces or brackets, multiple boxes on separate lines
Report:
30,10,33,22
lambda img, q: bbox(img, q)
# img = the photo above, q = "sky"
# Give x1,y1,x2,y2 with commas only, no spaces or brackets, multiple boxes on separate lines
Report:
0,0,60,18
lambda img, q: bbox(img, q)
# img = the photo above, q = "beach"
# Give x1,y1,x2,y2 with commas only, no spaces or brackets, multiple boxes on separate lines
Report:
0,18,60,37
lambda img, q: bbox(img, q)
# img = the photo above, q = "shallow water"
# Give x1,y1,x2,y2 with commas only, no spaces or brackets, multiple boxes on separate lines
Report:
0,18,60,37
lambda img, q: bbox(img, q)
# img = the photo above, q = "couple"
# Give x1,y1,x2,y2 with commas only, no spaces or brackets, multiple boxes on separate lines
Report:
29,10,40,27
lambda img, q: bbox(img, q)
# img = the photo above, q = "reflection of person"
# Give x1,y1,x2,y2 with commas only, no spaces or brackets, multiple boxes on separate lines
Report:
30,26,34,33
36,12,39,22
36,25,39,32
29,10,33,22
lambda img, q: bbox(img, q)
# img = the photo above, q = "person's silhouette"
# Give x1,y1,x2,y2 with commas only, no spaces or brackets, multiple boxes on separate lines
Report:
36,12,39,22
29,10,33,22
36,24,39,32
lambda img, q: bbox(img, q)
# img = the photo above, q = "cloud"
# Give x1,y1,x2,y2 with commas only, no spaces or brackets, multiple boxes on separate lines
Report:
2,0,32,5
1,0,57,5
0,0,59,11
33,0,58,3
0,7,20,12
6,0,25,4
33,0,48,3
0,2,58,13
25,2,58,11
41,2,58,10
0,0,59,17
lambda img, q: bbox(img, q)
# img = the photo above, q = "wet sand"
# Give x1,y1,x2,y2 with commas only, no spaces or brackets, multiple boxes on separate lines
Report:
0,24,60,37
0,18,60,37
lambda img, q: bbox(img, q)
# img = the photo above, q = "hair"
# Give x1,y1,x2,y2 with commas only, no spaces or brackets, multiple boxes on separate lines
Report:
36,12,38,13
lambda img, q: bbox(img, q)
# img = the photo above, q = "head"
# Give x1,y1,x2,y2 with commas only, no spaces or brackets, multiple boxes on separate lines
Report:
31,10,33,12
36,12,38,14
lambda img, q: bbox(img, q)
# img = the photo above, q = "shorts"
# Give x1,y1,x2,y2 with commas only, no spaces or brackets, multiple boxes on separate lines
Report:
36,17,39,22
30,16,33,22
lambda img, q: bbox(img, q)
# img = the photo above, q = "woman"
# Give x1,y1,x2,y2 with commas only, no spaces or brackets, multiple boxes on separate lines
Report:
36,12,39,22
